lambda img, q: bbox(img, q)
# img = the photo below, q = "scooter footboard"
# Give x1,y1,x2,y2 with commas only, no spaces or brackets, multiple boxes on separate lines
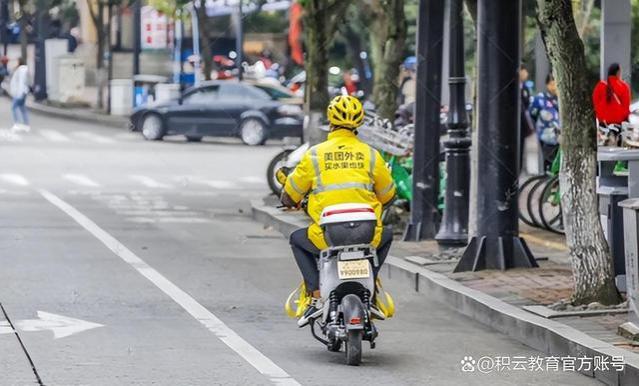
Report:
341,294,365,331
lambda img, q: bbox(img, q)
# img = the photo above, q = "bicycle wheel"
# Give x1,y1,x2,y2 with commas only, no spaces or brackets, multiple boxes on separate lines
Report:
539,176,565,234
527,176,549,229
519,175,546,227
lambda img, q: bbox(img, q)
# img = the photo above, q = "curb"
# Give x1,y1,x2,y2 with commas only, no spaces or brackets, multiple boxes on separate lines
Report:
26,99,128,129
251,199,639,385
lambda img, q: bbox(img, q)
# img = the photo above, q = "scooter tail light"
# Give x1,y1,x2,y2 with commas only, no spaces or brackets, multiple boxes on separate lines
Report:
349,317,362,324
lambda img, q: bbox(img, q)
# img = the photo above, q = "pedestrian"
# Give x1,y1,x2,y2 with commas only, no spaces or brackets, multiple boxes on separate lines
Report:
529,73,560,172
0,56,9,93
9,57,30,132
398,56,417,105
519,64,534,173
592,62,631,175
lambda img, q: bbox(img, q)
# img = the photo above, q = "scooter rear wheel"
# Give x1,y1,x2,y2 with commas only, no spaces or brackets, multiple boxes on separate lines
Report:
345,330,363,366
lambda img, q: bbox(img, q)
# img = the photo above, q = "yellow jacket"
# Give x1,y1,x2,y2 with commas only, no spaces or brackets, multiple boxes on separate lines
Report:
283,129,396,250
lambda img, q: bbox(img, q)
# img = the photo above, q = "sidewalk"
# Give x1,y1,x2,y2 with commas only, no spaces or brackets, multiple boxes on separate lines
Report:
25,98,128,129
1,86,128,129
252,196,639,385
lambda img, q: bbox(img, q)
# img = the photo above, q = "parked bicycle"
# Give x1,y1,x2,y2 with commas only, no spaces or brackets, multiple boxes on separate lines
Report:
518,150,564,234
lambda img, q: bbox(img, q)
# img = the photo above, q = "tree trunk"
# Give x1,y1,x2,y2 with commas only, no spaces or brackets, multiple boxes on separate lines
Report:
369,0,406,121
195,3,212,81
536,0,621,305
302,0,351,145
343,23,371,96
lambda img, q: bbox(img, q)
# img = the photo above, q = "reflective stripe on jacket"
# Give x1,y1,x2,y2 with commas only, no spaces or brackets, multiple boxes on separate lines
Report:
283,129,396,250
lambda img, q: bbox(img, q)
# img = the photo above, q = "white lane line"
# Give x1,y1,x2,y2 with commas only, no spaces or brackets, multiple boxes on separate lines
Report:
62,174,101,187
39,129,71,142
129,175,173,189
39,190,299,386
0,173,29,186
71,131,115,144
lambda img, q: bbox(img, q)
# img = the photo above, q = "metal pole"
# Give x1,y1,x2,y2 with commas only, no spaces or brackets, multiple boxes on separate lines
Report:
173,12,183,84
403,0,444,241
454,0,536,272
435,0,470,245
0,0,8,55
190,4,200,87
107,2,113,114
133,0,141,76
33,2,47,101
236,0,243,80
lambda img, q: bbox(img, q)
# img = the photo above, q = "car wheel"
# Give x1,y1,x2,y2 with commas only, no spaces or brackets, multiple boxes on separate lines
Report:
240,118,267,146
141,114,165,140
186,135,203,142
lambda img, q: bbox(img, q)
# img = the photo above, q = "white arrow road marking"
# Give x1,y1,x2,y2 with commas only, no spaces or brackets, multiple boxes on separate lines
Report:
39,129,71,142
0,311,103,339
40,189,299,386
129,175,173,189
71,131,115,144
0,174,29,186
63,174,101,187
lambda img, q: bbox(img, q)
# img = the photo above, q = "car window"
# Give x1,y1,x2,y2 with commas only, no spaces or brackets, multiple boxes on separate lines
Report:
254,85,293,100
183,86,219,105
220,83,270,101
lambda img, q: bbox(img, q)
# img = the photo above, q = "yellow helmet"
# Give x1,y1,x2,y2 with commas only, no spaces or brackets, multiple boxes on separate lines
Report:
326,95,364,129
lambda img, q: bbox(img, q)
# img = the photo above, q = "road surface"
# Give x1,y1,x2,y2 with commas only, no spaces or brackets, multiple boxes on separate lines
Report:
0,99,600,385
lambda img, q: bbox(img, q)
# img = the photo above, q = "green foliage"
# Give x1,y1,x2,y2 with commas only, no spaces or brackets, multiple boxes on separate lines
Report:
243,10,289,34
404,0,418,55
148,0,190,17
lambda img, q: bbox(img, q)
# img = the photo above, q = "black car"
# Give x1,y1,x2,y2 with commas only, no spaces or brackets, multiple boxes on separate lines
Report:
129,81,303,145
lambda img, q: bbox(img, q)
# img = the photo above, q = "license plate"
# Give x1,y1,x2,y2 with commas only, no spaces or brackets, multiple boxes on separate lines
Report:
337,259,371,280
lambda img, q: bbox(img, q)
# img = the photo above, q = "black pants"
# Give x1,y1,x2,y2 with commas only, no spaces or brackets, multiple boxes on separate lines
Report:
289,226,393,292
541,142,559,172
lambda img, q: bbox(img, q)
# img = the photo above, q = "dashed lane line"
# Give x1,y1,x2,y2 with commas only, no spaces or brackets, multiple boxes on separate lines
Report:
70,131,115,144
0,129,22,142
0,174,29,186
38,129,71,142
62,174,101,188
39,190,300,386
239,176,265,184
128,175,173,189
191,179,238,189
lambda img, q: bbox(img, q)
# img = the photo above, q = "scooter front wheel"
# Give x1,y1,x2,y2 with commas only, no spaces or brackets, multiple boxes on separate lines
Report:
345,330,363,366
266,150,292,195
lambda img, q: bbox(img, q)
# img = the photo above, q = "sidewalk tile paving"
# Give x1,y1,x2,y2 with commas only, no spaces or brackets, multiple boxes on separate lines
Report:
388,226,639,355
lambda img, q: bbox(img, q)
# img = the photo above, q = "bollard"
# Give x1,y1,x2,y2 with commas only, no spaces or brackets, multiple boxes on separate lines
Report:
619,198,639,334
598,186,628,289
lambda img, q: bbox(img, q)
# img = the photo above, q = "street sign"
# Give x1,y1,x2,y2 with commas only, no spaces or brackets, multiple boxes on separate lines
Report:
0,311,103,339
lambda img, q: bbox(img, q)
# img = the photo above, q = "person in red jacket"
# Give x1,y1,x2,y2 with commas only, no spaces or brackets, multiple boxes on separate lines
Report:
593,63,631,126
593,63,632,174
